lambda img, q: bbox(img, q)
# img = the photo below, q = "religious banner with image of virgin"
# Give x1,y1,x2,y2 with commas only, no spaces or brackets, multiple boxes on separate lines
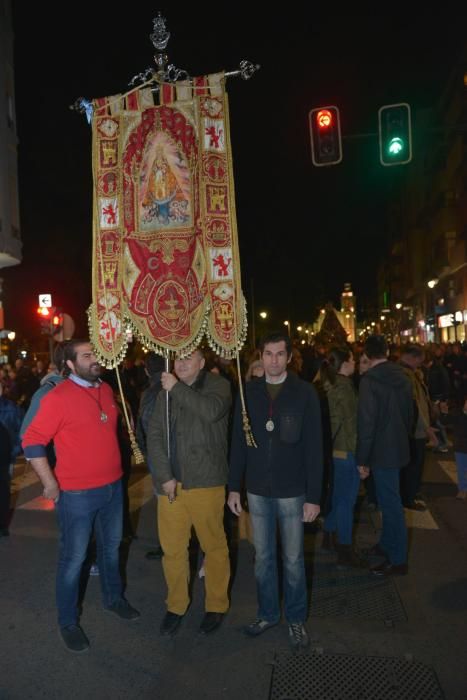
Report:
88,73,247,366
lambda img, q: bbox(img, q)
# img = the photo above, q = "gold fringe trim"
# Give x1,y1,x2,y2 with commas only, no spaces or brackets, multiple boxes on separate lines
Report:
88,297,247,367
87,304,129,369
204,294,248,359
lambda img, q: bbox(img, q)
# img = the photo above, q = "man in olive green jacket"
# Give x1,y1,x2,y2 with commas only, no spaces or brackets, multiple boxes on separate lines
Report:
147,349,231,638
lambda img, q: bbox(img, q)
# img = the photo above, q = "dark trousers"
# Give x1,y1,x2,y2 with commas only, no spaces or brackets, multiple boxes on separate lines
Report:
400,438,426,505
373,468,407,565
364,472,378,505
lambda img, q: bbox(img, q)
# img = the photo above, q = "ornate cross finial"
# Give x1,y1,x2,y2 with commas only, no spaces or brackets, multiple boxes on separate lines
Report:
70,12,260,115
150,12,170,51
150,12,170,75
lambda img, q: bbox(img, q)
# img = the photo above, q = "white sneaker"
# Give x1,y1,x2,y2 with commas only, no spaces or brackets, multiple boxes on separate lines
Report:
288,623,310,649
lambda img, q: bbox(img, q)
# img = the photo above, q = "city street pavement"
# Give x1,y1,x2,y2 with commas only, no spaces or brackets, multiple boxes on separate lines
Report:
1,449,467,700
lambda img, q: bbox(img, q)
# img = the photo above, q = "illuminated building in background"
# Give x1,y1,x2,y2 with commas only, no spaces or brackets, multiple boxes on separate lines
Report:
339,282,357,342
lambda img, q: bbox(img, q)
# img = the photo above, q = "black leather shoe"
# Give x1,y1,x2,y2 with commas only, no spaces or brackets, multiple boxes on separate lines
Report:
370,560,408,577
59,624,89,653
199,612,224,635
105,598,140,620
145,546,163,560
160,611,183,636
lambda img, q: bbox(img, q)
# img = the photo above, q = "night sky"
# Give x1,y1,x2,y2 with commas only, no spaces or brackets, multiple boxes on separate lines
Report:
3,6,465,343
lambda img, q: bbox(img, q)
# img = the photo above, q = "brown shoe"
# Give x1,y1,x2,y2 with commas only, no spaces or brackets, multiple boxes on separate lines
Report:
370,560,408,577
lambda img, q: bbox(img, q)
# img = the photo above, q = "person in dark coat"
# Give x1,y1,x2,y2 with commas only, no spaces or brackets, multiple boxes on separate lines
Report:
357,336,413,577
228,332,323,650
426,348,451,453
136,352,165,559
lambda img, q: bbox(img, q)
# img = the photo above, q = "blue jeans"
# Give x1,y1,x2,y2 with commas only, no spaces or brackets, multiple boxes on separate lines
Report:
454,452,467,491
56,479,123,628
247,492,307,624
324,453,360,545
372,468,407,566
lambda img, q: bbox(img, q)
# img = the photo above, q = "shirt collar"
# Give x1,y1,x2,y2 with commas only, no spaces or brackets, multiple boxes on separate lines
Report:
68,373,102,388
265,371,287,385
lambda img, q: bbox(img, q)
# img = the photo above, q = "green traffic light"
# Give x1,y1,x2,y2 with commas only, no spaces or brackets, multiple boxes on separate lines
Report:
388,137,404,156
378,103,412,166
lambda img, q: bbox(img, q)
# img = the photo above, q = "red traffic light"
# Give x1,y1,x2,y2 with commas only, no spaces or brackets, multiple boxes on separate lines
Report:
37,306,51,317
316,109,333,129
309,105,342,167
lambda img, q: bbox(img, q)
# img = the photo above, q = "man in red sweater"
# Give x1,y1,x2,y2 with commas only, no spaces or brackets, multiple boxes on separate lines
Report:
22,340,140,653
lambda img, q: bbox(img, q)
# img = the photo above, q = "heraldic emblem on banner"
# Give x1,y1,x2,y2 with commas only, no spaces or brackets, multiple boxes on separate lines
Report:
88,73,247,367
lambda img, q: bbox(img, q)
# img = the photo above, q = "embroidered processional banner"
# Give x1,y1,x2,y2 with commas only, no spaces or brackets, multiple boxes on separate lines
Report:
88,73,247,367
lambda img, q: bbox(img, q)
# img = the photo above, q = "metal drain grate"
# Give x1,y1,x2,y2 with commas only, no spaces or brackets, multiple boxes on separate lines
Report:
269,652,444,700
308,555,407,622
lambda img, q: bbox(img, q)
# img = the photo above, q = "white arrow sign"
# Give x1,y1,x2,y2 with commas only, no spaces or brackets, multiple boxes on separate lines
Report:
38,293,52,308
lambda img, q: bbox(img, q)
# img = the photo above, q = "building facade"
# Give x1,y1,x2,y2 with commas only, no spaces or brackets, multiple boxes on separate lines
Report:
378,46,467,345
0,0,21,271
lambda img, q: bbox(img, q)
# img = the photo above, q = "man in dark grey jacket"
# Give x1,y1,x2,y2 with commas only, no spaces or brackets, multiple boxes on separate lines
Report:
147,348,231,637
357,336,413,576
228,332,323,650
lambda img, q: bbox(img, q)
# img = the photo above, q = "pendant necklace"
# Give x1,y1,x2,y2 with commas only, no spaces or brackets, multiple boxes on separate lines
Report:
266,397,275,432
73,382,108,422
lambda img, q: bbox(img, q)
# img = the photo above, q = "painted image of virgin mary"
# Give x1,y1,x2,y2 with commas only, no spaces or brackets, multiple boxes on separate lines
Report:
139,131,192,231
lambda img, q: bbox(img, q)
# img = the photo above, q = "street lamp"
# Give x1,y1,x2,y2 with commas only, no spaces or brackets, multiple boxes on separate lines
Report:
395,303,402,310
259,311,267,319
427,279,439,289
284,320,290,336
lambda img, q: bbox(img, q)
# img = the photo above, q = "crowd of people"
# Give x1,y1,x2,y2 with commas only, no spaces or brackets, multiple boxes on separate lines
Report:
1,333,466,655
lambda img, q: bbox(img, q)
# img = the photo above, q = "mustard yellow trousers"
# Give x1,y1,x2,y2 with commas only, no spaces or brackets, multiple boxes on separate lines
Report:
158,484,230,615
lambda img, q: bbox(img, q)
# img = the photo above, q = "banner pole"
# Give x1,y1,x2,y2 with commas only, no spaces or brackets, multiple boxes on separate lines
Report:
165,352,171,460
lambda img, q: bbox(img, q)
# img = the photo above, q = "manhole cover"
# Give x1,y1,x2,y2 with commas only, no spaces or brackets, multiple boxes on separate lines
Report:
269,652,444,700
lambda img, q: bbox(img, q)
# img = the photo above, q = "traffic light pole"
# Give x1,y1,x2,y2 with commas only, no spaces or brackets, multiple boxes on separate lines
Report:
48,336,54,365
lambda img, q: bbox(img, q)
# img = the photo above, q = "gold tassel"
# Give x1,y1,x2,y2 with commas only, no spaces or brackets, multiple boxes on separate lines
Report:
129,430,145,464
241,408,257,448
